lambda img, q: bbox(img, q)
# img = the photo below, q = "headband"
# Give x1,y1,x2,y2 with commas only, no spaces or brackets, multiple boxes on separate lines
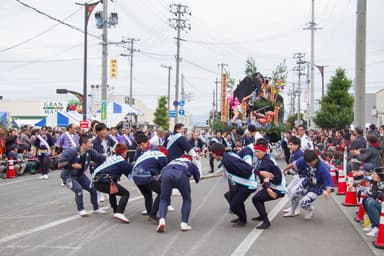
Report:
115,149,127,154
212,150,225,156
254,144,268,152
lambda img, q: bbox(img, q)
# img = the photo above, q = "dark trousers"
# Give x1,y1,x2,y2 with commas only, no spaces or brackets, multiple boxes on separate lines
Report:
38,155,49,175
252,189,284,222
70,174,98,211
94,181,130,214
159,169,191,223
137,180,161,217
209,154,214,172
230,185,255,223
224,182,237,207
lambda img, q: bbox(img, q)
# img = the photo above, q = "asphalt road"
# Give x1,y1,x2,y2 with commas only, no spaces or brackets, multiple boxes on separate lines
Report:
0,157,381,256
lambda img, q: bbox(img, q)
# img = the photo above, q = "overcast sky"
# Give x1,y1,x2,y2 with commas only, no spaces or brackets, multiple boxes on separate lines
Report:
0,0,383,122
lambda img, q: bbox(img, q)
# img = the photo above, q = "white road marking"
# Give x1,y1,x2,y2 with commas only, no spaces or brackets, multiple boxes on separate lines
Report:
1,245,81,250
230,197,288,256
230,181,294,256
0,195,143,245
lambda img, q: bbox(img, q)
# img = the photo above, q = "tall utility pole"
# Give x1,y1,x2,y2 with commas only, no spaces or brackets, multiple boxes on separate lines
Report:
292,83,296,114
169,3,191,124
217,63,228,114
161,65,172,124
100,0,109,124
121,38,140,104
304,0,321,129
293,52,306,126
212,89,215,114
306,62,311,124
181,73,185,123
214,78,220,114
354,0,367,128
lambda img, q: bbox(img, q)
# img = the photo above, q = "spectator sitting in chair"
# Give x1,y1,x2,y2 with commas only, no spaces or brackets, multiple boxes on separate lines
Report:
7,145,26,176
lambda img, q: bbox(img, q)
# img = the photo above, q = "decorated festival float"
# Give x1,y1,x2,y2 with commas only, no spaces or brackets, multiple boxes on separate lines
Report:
216,59,289,143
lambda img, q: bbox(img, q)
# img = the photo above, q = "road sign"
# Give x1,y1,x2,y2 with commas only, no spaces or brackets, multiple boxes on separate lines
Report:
179,109,185,116
173,100,179,107
169,110,177,118
79,120,89,129
101,100,107,121
110,58,118,79
179,100,185,107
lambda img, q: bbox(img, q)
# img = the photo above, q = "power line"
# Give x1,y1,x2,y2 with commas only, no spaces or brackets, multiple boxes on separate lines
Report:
14,0,100,39
0,57,99,64
183,58,217,75
0,7,82,53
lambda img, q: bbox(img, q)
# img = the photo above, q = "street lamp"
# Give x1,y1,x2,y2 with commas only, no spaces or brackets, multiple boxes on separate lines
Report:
75,1,101,121
56,89,84,112
297,61,327,98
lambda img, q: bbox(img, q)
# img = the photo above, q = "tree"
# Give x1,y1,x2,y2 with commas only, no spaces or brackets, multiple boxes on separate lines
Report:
211,119,231,133
245,57,257,78
313,68,354,130
287,113,307,128
271,59,288,84
224,69,236,89
153,96,169,130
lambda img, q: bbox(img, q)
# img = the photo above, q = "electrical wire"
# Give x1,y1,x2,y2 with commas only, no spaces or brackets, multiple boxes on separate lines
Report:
13,0,100,39
0,7,82,53
182,58,218,75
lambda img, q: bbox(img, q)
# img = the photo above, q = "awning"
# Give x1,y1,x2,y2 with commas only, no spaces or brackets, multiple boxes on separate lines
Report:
0,112,7,126
13,117,46,127
97,102,143,115
57,111,82,127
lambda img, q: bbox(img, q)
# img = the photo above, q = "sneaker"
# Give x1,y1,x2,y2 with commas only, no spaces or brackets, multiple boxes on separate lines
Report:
60,182,66,187
147,215,160,225
157,218,166,233
251,216,263,221
38,175,45,180
232,221,247,228
366,227,379,237
99,193,105,203
113,213,130,223
141,210,148,215
283,211,300,217
256,220,271,229
282,207,291,213
94,208,107,214
172,189,181,196
181,222,192,231
79,210,89,217
362,225,372,232
230,218,240,223
43,174,48,179
168,205,175,212
304,207,314,220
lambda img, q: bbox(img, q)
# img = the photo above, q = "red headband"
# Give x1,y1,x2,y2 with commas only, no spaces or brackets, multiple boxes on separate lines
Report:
212,150,225,156
115,149,127,154
254,144,268,152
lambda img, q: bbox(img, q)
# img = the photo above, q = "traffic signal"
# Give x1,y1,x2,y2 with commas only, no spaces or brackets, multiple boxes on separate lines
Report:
206,120,209,125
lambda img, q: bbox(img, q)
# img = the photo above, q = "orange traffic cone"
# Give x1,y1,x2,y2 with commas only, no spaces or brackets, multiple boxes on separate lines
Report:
342,172,359,207
373,201,384,249
329,159,338,186
7,157,16,179
354,191,366,222
336,165,346,195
